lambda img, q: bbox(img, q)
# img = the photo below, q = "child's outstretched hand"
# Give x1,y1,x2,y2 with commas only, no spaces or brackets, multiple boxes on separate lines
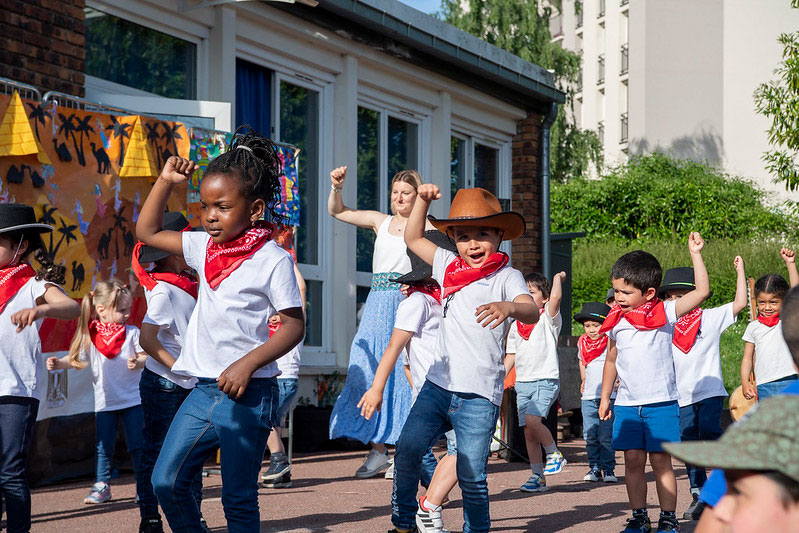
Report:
554,271,566,283
475,301,513,329
10,306,45,332
780,247,796,264
357,387,383,420
416,184,441,203
330,166,347,188
159,156,195,185
688,232,705,254
734,255,745,273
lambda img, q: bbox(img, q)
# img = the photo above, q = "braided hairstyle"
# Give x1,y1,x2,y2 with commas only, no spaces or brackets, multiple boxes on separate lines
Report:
7,229,66,285
754,273,790,300
204,125,285,222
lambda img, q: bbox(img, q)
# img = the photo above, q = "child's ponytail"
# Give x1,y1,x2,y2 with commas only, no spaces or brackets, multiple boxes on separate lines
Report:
8,230,67,284
68,293,93,370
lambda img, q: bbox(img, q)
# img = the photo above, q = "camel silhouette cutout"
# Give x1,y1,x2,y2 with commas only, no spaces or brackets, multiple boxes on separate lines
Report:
6,165,44,187
71,261,85,292
97,231,111,260
90,143,111,174
53,139,72,162
26,167,44,188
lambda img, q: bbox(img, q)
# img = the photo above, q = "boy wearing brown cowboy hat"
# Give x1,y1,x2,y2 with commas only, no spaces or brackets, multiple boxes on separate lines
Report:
388,185,538,533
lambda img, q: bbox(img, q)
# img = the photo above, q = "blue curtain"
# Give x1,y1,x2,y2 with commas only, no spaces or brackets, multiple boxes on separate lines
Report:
235,59,272,136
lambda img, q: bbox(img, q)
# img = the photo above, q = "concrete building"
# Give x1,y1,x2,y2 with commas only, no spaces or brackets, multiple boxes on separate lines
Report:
551,0,799,200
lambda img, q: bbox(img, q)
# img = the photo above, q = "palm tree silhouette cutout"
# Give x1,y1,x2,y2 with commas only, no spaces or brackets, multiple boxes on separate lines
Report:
57,113,83,166
144,122,162,167
111,206,128,259
106,116,132,167
26,102,47,141
37,204,58,258
161,123,182,160
52,217,78,258
73,115,95,167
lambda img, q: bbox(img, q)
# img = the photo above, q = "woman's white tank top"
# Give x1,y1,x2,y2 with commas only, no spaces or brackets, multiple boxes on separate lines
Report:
372,216,412,274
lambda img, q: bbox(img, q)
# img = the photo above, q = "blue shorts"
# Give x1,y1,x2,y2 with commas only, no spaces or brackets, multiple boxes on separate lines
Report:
515,379,560,423
275,378,298,427
612,400,680,452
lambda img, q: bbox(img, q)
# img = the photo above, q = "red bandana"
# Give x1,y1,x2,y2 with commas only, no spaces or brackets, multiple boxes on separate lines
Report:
0,263,36,315
407,280,442,305
578,333,609,366
205,221,274,289
132,241,198,299
268,321,281,338
441,252,509,299
599,298,667,335
673,307,703,354
89,320,127,359
757,314,780,328
515,307,545,340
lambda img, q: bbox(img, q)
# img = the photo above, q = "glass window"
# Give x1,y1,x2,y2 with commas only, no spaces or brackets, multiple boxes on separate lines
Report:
280,81,319,266
357,107,380,273
84,9,196,99
386,117,419,212
450,136,467,199
304,280,323,346
474,143,498,194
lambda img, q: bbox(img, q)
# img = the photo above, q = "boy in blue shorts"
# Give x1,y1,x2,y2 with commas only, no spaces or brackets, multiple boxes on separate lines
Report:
599,233,710,533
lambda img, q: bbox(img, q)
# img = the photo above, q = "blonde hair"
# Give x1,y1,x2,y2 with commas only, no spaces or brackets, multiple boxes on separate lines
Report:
67,279,130,369
390,170,423,214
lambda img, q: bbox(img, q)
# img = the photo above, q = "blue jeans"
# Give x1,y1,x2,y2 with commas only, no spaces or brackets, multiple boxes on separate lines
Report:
393,380,499,533
139,368,202,519
757,374,799,400
582,399,615,471
679,396,724,490
152,378,277,533
95,404,145,495
420,429,458,488
0,396,38,533
274,378,298,427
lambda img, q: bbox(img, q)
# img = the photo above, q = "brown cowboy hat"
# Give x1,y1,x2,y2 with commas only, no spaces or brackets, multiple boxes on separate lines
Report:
428,188,526,241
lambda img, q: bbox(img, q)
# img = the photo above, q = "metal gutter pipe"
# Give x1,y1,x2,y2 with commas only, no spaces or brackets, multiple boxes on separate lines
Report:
540,101,559,279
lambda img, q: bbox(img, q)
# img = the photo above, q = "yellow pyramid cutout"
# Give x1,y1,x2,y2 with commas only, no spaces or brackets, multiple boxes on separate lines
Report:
0,91,41,158
119,116,157,178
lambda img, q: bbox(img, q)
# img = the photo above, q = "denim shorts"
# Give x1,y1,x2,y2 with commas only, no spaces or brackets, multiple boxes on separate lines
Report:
275,378,298,426
515,379,560,424
612,400,680,452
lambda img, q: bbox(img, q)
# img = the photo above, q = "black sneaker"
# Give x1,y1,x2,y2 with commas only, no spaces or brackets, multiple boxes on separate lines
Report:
682,493,705,521
263,472,292,488
139,517,164,533
261,455,291,481
622,514,651,532
656,513,680,532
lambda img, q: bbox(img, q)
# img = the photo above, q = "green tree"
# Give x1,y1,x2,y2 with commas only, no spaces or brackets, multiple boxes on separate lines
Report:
754,8,799,191
440,0,602,180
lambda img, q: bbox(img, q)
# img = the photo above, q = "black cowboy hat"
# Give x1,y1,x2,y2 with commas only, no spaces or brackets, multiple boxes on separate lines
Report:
0,203,54,235
392,229,457,285
606,288,615,302
657,267,713,300
137,212,193,263
574,302,611,324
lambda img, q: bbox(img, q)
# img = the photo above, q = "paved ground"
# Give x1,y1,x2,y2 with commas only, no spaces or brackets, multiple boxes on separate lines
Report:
26,439,699,532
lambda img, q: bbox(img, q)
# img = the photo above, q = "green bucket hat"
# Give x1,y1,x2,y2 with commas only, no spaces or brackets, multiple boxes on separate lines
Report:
663,396,799,482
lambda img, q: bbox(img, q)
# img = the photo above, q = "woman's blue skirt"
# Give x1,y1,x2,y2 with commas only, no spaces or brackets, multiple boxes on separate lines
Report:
329,273,412,445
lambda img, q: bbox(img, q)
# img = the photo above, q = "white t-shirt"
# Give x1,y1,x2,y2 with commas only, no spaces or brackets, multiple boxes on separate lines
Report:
507,302,562,381
141,281,198,389
0,277,49,399
80,325,143,412
742,319,797,385
672,303,735,406
427,248,530,406
607,299,680,406
276,340,303,380
175,232,303,379
394,291,441,402
580,346,616,401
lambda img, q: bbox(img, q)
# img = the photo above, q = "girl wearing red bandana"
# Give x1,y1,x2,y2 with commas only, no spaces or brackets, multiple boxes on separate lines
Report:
505,271,567,494
135,129,304,533
0,203,80,533
48,279,147,507
741,248,799,403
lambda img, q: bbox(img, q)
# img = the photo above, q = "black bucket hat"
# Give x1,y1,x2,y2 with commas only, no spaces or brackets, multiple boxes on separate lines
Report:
657,267,713,300
392,229,457,285
0,203,54,235
137,212,192,263
574,302,611,324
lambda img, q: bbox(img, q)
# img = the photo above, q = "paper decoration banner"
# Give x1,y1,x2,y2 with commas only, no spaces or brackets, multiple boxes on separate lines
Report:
275,143,301,227
187,129,230,226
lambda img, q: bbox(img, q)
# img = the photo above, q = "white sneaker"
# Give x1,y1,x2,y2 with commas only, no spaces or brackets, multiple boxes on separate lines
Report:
354,449,390,478
603,470,618,483
84,481,111,504
583,468,602,482
415,496,449,533
384,457,395,479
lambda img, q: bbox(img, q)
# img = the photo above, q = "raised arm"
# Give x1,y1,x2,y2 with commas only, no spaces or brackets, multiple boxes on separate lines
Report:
404,184,440,266
294,264,307,315
327,166,387,231
732,256,748,316
136,157,196,257
357,328,414,420
781,247,799,287
675,232,711,317
547,271,566,317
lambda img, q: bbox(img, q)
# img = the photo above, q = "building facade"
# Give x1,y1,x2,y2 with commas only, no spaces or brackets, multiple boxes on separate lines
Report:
552,0,799,200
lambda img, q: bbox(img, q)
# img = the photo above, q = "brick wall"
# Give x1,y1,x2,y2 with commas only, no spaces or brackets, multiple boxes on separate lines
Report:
511,111,543,272
0,0,86,97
